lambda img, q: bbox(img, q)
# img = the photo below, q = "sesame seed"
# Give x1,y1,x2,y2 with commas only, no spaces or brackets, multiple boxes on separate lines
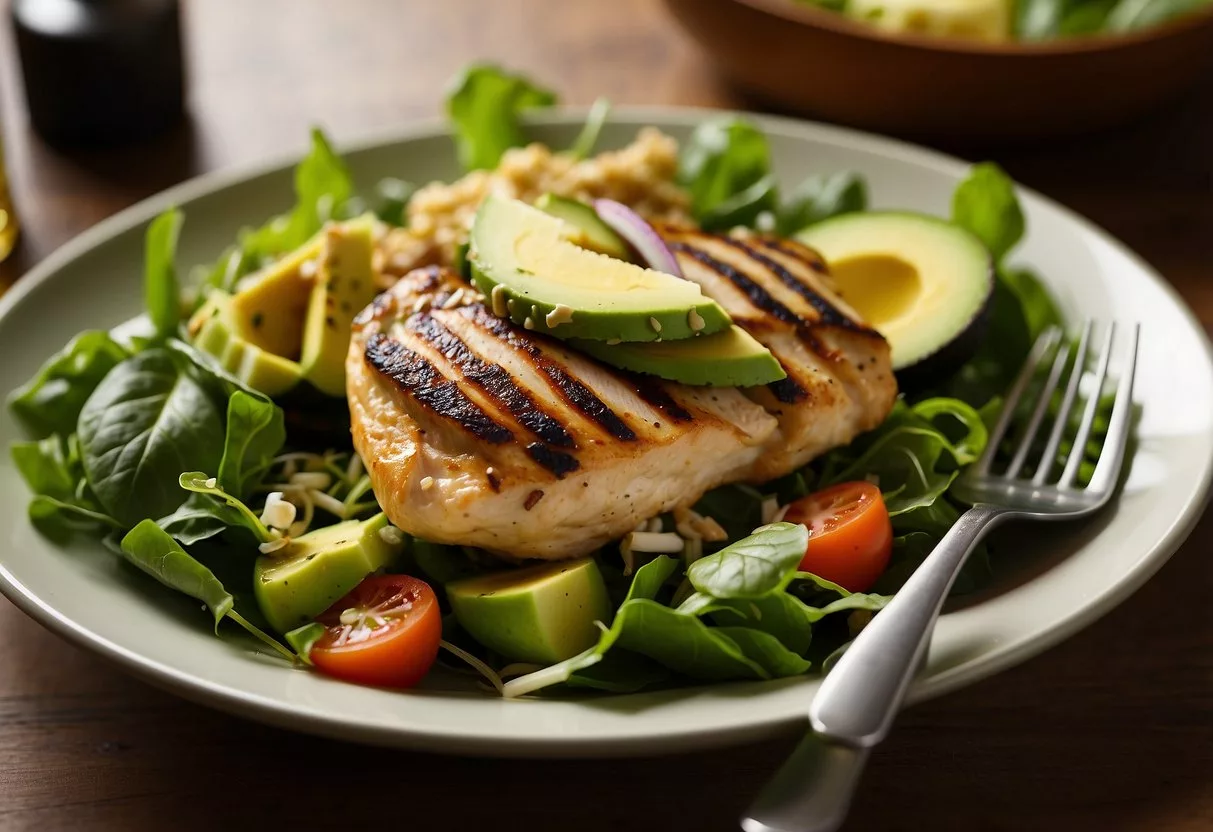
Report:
606,338,621,346
420,476,434,491
299,259,318,279
524,317,535,330
545,303,575,328
688,309,706,331
204,477,218,489
443,288,466,309
649,317,662,333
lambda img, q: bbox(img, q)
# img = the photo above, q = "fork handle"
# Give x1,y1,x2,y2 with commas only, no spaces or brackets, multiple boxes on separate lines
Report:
809,503,1006,747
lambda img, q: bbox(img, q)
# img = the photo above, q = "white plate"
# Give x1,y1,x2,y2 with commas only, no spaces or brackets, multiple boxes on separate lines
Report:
1,110,1209,757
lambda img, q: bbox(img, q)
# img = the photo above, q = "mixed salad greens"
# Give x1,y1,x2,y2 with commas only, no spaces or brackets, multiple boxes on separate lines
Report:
8,64,1102,697
796,0,1213,42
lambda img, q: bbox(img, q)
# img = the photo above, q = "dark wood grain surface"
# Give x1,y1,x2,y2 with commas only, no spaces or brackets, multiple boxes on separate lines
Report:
1,2,1211,830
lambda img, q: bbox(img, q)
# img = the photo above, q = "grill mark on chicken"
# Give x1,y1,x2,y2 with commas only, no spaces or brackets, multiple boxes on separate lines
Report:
669,242,800,325
525,442,581,478
716,236,868,332
463,305,638,442
768,376,809,403
753,236,827,271
406,313,576,449
364,333,513,444
630,378,693,423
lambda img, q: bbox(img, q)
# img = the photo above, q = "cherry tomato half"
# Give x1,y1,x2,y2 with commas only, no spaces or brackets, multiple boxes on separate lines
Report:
311,574,442,689
783,481,893,593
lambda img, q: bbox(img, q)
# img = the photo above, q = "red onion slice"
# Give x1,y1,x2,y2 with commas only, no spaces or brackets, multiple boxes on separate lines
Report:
592,198,683,278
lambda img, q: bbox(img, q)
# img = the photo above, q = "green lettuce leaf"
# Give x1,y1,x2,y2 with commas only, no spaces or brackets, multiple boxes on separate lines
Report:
446,64,557,171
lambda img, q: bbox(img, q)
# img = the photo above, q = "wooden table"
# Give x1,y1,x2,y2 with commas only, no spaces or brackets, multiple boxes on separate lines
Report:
1,2,1210,830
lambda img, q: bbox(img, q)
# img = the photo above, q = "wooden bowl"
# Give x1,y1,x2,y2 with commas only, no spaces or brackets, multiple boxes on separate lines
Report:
662,0,1213,141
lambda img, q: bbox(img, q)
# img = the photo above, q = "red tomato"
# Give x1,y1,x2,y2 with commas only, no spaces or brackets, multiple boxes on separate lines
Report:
310,574,442,689
783,481,893,593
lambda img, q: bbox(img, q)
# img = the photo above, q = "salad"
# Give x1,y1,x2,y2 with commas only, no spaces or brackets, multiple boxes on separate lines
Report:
7,65,1105,699
795,0,1213,42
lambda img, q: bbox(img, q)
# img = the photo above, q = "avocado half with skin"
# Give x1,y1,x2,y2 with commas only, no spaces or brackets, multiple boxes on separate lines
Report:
469,194,731,342
796,211,994,390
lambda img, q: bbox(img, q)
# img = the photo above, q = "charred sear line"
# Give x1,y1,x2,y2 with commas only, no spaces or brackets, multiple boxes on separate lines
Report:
768,376,809,404
718,236,864,331
408,314,576,448
464,304,637,442
364,333,513,444
754,236,827,271
670,242,800,326
631,378,693,423
526,443,581,478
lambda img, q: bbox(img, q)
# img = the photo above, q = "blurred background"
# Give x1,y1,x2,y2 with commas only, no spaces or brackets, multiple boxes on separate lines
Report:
1,2,1211,831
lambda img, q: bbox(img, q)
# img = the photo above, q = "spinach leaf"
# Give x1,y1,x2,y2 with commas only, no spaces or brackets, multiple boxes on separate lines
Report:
678,117,775,231
119,520,292,658
8,331,128,438
777,171,868,236
686,522,809,598
374,177,416,227
144,207,184,340
217,391,285,499
77,350,225,526
164,337,266,404
693,483,765,543
120,519,234,626
12,435,77,500
692,590,816,654
29,495,121,542
562,650,671,694
178,472,274,543
1002,267,1063,342
446,64,557,171
715,627,813,677
569,97,611,160
951,162,1024,263
611,600,767,681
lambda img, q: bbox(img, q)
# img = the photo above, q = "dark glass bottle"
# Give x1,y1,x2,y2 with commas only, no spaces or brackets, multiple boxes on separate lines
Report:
11,0,185,147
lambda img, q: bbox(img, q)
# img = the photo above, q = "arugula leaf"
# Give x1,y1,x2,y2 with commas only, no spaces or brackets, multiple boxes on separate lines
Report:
217,392,285,499
285,128,353,244
178,472,274,543
119,520,292,658
951,162,1024,263
446,64,557,171
686,522,809,599
194,129,353,297
8,331,128,438
569,97,611,160
144,207,184,340
285,622,326,664
77,350,225,526
678,117,775,231
374,177,416,227
777,171,868,236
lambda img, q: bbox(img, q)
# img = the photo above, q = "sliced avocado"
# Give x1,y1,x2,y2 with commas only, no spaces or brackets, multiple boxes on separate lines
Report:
571,325,786,387
299,216,380,396
797,211,993,388
535,193,631,260
190,290,304,397
254,513,405,634
446,557,612,664
228,235,323,360
469,195,731,342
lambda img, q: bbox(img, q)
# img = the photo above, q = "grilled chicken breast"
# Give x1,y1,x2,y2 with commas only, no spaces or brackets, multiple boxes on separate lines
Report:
348,266,779,560
350,230,896,561
660,229,896,480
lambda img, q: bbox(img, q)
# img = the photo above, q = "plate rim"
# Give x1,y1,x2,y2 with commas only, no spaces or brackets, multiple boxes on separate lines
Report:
1,106,1210,756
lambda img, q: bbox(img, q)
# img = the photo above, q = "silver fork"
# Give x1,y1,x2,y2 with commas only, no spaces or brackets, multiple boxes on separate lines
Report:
743,321,1140,832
